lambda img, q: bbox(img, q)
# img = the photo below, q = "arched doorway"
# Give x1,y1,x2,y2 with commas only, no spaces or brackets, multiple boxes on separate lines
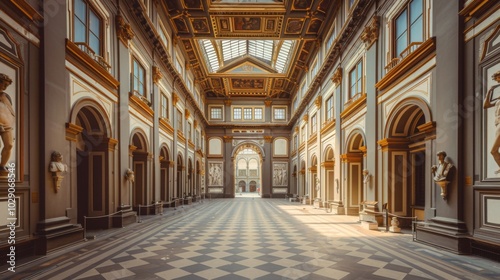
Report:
196,160,201,197
384,99,431,225
309,155,318,200
249,180,257,192
131,131,149,208
177,154,184,198
75,106,110,228
238,180,246,193
160,146,170,203
188,159,193,196
344,131,365,215
232,144,262,196
300,160,306,198
323,146,335,202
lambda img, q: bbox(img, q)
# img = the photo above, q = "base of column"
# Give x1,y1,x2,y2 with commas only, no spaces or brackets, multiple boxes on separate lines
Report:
415,216,470,254
35,216,84,254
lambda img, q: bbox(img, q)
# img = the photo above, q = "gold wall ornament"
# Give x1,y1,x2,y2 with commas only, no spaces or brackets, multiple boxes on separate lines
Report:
172,93,179,105
194,120,198,128
360,16,379,49
152,66,162,84
303,114,309,123
49,151,68,193
116,15,135,45
223,136,233,142
264,136,273,143
331,67,342,86
315,96,322,108
264,100,272,107
185,109,191,119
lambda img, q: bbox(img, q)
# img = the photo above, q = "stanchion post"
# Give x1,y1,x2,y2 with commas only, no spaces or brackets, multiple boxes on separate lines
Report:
84,216,87,241
138,204,142,223
385,207,389,232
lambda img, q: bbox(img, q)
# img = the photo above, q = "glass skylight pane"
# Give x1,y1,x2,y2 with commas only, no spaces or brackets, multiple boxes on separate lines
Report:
222,40,246,62
199,39,219,72
275,40,293,73
248,40,274,63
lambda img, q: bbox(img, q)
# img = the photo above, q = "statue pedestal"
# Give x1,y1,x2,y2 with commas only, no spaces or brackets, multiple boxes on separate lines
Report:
435,180,449,199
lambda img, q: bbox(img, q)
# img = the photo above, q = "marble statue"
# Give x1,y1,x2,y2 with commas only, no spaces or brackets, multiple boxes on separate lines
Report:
484,70,500,174
0,73,14,172
431,151,453,182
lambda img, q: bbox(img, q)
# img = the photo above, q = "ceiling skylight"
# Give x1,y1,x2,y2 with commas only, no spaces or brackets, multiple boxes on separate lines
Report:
199,39,295,73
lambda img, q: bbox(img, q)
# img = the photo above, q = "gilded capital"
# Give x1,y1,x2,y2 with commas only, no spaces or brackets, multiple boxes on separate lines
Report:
303,114,309,123
223,136,233,143
315,96,322,108
331,67,342,86
153,66,162,84
224,99,232,106
172,93,179,105
185,109,191,119
264,136,273,143
116,15,134,45
264,100,272,107
361,16,379,49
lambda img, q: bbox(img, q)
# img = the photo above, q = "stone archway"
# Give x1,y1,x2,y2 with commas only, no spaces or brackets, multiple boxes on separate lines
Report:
131,131,150,208
160,145,170,203
75,105,110,229
343,130,365,215
382,99,431,223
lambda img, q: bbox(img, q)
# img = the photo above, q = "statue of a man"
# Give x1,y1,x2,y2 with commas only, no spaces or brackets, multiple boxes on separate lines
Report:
0,73,14,172
49,151,67,173
431,151,453,182
484,70,500,174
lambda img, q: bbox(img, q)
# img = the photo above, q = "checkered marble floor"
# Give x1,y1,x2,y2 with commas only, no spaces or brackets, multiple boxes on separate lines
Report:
3,197,500,280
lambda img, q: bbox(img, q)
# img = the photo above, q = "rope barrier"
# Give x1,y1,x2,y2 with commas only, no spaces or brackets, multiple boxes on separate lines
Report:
84,210,124,240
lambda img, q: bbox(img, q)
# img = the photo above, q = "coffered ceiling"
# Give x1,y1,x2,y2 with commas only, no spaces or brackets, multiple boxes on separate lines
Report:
160,0,338,100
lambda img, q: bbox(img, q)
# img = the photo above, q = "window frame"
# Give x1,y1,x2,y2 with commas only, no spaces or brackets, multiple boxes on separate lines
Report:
73,0,104,56
311,113,317,134
160,92,169,120
132,57,146,97
348,59,363,100
325,95,334,122
177,109,183,132
273,106,287,121
392,0,424,58
209,105,224,121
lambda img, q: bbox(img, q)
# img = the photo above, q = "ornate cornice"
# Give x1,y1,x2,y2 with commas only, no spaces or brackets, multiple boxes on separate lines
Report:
360,16,379,49
65,123,83,142
107,138,119,151
116,15,135,45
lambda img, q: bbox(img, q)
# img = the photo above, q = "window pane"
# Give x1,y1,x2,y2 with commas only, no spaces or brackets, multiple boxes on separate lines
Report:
233,108,241,119
74,19,86,42
395,10,407,38
254,108,262,119
410,0,422,23
350,69,356,88
410,17,423,43
90,11,100,36
396,33,407,56
89,34,100,55
244,108,252,119
74,0,86,21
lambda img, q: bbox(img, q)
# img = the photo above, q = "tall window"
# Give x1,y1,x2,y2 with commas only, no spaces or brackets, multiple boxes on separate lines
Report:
187,122,192,140
349,60,363,99
210,107,223,120
161,92,169,119
74,0,102,55
325,24,336,51
233,108,242,120
133,58,146,97
254,108,263,120
177,109,183,132
301,125,306,144
175,57,183,75
158,23,169,50
395,0,423,57
311,113,317,134
326,96,334,122
294,135,298,150
243,108,253,120
196,131,200,147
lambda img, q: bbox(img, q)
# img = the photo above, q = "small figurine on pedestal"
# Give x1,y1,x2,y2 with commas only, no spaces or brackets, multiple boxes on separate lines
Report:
49,151,67,193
